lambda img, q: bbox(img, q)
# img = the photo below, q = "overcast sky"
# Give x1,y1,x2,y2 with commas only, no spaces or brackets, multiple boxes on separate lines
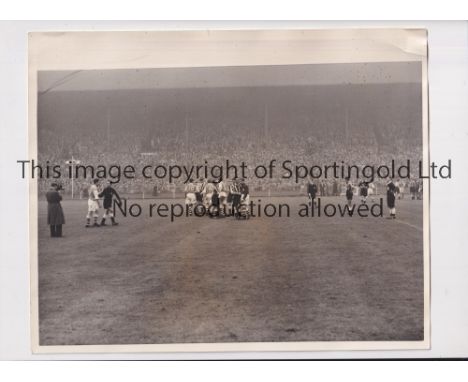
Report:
38,62,421,93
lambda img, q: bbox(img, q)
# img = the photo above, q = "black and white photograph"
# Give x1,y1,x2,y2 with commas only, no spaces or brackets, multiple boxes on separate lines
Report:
28,29,430,352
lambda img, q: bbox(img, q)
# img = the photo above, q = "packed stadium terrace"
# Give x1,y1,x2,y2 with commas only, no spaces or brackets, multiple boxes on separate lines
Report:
37,125,423,198
36,78,423,197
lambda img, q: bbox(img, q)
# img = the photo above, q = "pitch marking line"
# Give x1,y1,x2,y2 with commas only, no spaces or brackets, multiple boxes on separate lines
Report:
393,219,423,232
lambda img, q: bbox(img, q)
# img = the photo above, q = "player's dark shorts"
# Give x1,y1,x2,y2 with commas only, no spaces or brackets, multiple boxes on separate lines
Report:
231,194,241,208
103,199,113,209
211,193,220,207
360,188,368,197
227,193,233,203
195,192,203,203
395,186,400,194
387,192,396,208
346,191,353,200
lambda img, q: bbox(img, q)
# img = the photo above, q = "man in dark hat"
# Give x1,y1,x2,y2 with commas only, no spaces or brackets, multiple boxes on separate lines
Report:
46,183,65,237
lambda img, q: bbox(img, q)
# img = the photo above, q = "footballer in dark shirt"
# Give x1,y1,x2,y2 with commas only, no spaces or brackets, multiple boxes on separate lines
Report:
386,179,397,219
98,180,122,226
358,180,370,204
307,179,318,207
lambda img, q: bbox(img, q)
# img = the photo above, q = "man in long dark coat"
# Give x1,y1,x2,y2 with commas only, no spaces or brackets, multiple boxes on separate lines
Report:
46,183,65,237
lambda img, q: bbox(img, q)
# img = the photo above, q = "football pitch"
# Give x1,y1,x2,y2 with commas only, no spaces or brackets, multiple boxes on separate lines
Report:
37,196,424,345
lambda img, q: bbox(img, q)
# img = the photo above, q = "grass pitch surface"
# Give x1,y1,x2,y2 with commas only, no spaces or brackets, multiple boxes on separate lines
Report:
37,196,424,345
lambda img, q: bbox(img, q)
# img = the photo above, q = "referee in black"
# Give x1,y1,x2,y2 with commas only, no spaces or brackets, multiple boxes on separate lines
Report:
307,178,318,208
99,180,122,226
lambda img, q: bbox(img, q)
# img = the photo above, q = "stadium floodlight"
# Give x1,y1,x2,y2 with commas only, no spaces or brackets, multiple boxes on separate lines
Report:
65,156,81,199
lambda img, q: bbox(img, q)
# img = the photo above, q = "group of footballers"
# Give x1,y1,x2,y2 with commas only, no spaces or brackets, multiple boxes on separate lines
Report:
83,173,424,225
80,173,423,229
84,176,252,229
184,177,250,218
307,177,400,219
